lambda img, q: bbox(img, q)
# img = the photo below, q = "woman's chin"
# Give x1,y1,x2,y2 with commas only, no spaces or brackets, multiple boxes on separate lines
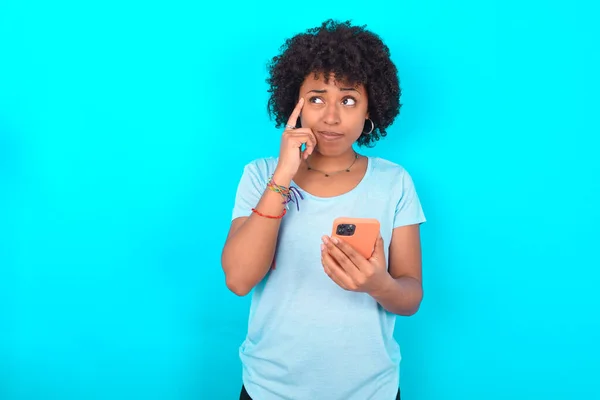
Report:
315,146,352,158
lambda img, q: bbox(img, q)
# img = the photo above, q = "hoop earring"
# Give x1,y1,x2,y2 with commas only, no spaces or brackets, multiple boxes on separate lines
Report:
363,118,375,134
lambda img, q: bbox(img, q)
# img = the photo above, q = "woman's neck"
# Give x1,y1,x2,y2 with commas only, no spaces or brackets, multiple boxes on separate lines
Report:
304,149,359,173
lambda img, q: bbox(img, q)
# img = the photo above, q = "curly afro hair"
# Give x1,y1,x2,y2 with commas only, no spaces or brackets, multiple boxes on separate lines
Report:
266,19,401,147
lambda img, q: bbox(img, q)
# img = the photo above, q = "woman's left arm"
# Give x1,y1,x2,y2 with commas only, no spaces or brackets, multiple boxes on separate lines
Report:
369,224,423,316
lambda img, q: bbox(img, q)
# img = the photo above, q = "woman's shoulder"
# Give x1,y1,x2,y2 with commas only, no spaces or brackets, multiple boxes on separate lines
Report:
368,156,410,178
367,156,423,199
241,156,279,178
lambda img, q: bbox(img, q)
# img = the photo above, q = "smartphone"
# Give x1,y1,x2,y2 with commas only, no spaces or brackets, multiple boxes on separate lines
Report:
331,217,380,259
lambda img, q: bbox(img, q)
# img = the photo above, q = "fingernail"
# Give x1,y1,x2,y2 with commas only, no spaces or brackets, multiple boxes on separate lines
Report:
331,237,339,244
322,236,329,244
320,244,325,251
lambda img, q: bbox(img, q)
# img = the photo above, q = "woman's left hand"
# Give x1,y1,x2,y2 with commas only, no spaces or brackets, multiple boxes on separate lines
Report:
321,234,390,295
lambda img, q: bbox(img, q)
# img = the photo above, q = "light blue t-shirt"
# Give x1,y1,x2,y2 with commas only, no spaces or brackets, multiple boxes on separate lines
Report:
231,156,426,400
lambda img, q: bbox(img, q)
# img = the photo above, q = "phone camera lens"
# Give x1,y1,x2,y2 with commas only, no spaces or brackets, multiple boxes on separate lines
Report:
335,224,355,236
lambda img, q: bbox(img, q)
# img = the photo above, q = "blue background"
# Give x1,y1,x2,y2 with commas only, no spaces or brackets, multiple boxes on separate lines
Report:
1,1,598,399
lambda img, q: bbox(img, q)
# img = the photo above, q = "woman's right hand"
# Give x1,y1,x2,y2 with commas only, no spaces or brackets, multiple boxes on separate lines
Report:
274,98,317,182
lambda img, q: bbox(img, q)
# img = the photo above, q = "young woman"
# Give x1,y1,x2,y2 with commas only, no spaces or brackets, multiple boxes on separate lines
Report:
221,19,426,400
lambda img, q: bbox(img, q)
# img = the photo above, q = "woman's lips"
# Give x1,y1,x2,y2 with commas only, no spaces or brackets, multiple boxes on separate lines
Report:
317,131,344,141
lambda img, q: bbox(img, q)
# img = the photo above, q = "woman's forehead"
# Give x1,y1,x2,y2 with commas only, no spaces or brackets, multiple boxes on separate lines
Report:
301,73,365,91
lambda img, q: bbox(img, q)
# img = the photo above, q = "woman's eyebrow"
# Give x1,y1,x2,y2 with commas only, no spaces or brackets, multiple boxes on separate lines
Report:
305,88,360,94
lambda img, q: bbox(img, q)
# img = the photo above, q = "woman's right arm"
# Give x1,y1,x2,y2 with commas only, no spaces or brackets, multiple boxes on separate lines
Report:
221,97,316,296
220,170,292,296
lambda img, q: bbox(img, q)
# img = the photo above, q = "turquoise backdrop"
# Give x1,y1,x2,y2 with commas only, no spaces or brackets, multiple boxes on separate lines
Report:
1,1,598,399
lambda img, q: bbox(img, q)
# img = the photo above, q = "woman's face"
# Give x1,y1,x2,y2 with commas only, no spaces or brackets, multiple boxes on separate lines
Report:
298,73,369,156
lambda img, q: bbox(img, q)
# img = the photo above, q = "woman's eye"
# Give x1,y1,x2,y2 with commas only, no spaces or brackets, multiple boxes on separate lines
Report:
342,97,357,106
309,97,324,104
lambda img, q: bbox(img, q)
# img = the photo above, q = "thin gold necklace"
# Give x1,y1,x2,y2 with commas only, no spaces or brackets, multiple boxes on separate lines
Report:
306,152,360,177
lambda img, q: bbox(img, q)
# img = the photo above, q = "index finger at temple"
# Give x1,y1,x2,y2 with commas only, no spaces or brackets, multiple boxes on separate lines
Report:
286,98,305,128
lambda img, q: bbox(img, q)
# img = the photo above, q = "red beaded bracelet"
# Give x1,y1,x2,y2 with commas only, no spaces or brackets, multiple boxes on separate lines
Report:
251,207,287,219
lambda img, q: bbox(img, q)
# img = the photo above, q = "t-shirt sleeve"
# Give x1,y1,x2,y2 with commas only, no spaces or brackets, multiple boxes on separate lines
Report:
231,161,267,221
393,169,427,228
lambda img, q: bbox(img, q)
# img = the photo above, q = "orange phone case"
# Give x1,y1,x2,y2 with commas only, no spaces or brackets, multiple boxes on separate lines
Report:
331,217,380,259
